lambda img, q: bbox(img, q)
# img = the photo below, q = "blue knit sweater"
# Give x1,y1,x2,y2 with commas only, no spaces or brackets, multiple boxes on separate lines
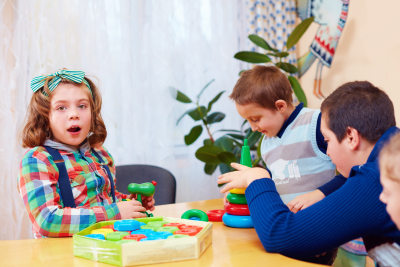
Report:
245,126,400,259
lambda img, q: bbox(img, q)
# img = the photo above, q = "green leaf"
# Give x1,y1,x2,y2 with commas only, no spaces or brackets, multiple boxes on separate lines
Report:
241,120,248,131
195,145,223,164
245,131,262,149
217,151,237,166
188,106,207,121
267,52,289,58
169,87,192,103
204,139,212,146
204,163,218,175
239,70,247,76
207,91,225,112
248,34,275,51
177,107,197,125
288,76,308,107
234,51,271,64
207,112,225,124
252,157,262,167
215,136,234,152
219,163,233,176
197,79,215,100
226,133,244,140
257,135,264,158
286,17,314,50
184,125,203,145
276,62,298,74
213,129,241,133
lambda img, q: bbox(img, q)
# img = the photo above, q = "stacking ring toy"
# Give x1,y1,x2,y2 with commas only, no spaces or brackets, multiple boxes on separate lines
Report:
224,203,250,216
222,213,254,228
227,192,247,205
181,209,209,222
229,188,246,194
206,210,225,222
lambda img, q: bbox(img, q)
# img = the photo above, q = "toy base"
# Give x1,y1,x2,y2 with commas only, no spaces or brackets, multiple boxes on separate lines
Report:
222,213,254,228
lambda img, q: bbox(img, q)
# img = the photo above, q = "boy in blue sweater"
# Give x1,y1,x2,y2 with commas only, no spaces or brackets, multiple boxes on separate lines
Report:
218,81,400,266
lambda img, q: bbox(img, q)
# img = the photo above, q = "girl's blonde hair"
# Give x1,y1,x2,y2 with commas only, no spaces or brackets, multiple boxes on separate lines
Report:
21,74,107,148
380,132,400,181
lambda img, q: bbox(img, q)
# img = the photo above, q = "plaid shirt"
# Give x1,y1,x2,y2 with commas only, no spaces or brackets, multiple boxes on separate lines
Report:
18,140,124,238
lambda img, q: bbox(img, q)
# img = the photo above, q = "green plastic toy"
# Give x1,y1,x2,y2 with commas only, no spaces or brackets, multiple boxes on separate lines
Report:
227,192,247,205
240,139,252,168
127,181,157,217
181,209,209,222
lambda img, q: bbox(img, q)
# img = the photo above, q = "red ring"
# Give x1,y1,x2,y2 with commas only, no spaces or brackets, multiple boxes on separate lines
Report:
206,209,225,222
224,203,250,216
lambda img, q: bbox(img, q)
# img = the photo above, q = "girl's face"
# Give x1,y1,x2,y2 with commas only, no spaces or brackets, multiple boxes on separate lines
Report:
49,83,92,149
380,170,400,230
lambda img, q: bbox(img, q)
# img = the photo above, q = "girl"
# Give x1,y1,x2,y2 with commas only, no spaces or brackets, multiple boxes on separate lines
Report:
18,70,155,238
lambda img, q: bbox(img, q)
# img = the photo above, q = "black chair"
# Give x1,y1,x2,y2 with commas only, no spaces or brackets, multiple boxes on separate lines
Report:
115,164,176,205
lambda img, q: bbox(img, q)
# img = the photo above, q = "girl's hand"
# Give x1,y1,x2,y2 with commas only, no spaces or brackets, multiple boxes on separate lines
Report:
127,194,155,211
287,190,325,213
218,163,271,194
117,200,147,219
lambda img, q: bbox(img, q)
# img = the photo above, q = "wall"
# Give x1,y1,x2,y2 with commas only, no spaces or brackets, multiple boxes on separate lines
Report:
297,0,400,122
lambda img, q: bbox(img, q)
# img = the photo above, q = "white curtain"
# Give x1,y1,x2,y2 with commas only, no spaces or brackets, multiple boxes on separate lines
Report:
0,0,246,240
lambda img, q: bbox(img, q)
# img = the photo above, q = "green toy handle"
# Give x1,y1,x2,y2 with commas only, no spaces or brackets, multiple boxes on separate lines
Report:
127,181,156,197
240,139,252,168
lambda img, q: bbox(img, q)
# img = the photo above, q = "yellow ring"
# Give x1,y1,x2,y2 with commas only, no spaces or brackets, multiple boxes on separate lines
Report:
229,188,246,194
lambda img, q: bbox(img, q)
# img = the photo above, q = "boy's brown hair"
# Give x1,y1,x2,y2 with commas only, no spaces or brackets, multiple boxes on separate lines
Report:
380,132,400,181
229,65,293,110
21,74,107,148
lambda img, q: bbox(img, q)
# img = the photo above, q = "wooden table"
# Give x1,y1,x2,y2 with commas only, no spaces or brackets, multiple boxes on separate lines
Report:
1,199,321,267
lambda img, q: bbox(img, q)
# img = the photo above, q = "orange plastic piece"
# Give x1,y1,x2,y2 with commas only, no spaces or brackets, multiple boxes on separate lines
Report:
101,225,115,231
174,229,197,236
123,234,147,241
163,223,186,229
180,225,203,233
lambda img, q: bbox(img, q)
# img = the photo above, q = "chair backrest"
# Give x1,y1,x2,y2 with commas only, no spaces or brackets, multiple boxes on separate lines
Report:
115,164,176,205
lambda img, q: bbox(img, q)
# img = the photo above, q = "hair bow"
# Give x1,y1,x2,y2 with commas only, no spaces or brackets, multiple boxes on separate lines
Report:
30,70,91,94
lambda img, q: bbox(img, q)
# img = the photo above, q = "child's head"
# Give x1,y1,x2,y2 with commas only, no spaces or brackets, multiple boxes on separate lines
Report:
21,70,107,148
320,81,395,177
229,66,293,137
379,132,400,229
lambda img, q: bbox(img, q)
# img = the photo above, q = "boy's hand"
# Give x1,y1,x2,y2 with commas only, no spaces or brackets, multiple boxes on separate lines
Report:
218,163,271,194
117,200,147,219
127,194,156,211
287,190,325,213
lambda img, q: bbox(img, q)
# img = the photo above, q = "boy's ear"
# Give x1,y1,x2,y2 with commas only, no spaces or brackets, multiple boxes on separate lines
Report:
346,127,361,151
275,100,287,113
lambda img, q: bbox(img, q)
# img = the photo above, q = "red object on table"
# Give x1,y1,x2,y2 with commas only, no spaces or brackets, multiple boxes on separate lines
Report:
180,225,203,233
123,234,147,241
224,202,250,216
174,229,198,236
163,223,186,229
206,209,225,222
151,181,157,186
101,225,116,231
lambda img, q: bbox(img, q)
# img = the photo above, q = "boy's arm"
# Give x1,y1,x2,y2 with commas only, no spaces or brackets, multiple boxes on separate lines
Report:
18,153,121,237
245,173,386,259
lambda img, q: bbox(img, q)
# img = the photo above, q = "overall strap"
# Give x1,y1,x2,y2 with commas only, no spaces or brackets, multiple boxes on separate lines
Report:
44,146,77,208
91,149,116,203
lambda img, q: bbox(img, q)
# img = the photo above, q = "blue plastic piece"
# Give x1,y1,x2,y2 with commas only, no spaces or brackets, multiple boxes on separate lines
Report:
147,231,173,238
189,216,201,221
222,213,254,228
85,234,105,240
129,229,154,236
140,236,165,241
139,222,146,226
114,220,141,231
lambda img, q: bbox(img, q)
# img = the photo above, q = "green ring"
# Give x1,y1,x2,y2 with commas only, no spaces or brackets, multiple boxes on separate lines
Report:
227,192,247,205
181,209,209,222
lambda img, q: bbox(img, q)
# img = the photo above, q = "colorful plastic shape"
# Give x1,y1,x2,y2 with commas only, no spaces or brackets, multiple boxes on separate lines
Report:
227,192,247,205
174,229,197,236
181,209,209,222
85,234,105,240
91,229,114,236
155,226,179,234
127,182,156,197
101,225,115,231
139,222,146,226
106,231,130,241
123,234,147,241
224,203,250,216
163,223,186,229
180,225,203,233
228,139,252,194
148,231,173,238
222,213,254,228
140,225,158,231
114,220,140,231
167,234,191,239
147,221,168,228
189,217,201,221
206,210,225,222
229,188,246,194
140,236,165,241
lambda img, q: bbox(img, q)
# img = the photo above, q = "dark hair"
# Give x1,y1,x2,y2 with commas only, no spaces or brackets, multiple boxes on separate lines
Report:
321,81,395,143
229,65,293,110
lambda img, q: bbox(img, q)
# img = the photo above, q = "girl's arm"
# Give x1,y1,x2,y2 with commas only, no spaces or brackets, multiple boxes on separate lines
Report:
18,149,121,237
